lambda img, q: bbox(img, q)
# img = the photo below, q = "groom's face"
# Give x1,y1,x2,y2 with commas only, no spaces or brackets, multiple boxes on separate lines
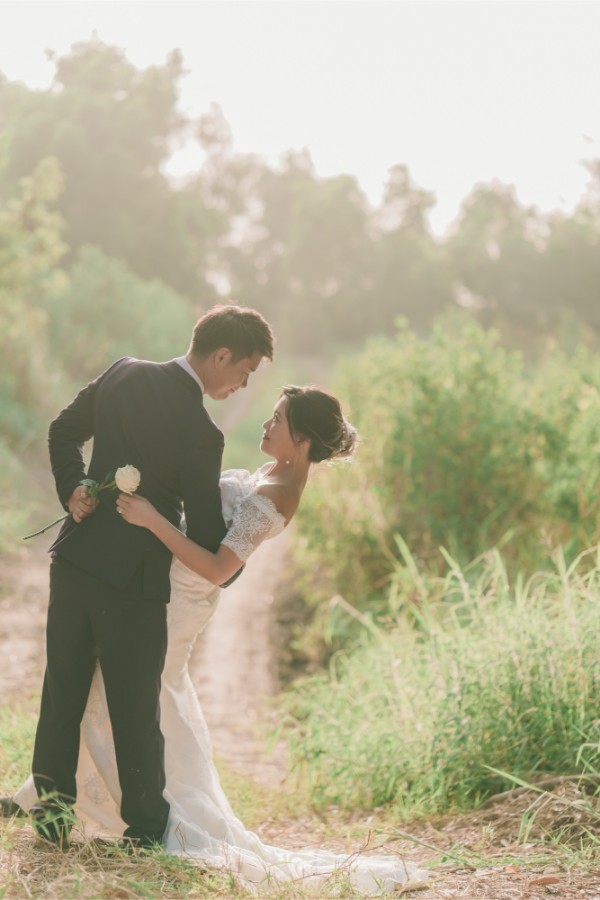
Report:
206,350,263,400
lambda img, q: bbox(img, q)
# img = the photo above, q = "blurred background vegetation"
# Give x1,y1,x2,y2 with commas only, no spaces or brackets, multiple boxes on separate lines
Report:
3,41,600,818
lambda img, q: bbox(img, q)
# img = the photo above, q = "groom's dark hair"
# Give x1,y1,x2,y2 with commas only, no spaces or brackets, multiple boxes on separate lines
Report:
189,304,275,362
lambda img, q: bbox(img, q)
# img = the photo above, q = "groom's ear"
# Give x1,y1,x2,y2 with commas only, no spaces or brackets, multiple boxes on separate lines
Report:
213,347,233,368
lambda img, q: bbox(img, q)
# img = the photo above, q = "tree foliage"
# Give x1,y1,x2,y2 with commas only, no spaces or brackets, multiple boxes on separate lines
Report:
47,245,195,382
1,40,225,302
2,39,600,353
0,154,67,442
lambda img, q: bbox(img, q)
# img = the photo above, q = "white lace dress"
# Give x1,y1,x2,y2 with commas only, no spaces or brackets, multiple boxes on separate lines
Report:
15,468,428,894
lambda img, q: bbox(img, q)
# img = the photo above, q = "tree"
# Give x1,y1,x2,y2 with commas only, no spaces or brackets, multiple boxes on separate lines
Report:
369,165,453,332
209,148,376,350
539,161,600,332
1,40,225,302
447,182,547,328
47,245,195,382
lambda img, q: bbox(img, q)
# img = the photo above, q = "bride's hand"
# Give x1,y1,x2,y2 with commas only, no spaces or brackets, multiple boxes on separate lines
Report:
116,492,160,529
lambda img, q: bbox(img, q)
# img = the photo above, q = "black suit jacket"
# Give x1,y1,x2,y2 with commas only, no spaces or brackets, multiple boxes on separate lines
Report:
49,357,227,602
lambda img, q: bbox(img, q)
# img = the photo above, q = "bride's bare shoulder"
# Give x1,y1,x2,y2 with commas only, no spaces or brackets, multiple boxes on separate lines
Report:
255,482,297,524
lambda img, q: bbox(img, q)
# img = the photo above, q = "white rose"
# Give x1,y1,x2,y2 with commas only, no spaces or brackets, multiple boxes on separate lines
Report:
115,465,141,494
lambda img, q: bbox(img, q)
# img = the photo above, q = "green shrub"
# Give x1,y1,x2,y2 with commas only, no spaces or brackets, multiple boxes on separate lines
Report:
526,343,600,553
293,321,600,643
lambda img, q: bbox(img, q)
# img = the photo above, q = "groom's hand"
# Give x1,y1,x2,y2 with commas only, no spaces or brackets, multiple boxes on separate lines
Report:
68,485,98,524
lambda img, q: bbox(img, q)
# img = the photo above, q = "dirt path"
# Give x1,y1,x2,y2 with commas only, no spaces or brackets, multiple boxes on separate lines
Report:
0,543,49,698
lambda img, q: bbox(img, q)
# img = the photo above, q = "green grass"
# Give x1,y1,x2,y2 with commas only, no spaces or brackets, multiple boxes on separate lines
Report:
282,546,600,819
0,819,247,898
0,700,38,793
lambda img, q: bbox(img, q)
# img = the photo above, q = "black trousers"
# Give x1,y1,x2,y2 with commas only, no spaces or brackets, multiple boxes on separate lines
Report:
32,554,170,842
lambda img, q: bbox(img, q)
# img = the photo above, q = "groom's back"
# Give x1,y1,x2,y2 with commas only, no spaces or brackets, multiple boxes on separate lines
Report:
50,357,226,602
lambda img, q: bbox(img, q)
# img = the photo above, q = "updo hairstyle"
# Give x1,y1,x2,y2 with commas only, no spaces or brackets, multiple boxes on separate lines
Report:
281,385,358,463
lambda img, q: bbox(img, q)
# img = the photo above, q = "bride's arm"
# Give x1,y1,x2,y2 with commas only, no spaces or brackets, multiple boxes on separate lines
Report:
117,493,242,585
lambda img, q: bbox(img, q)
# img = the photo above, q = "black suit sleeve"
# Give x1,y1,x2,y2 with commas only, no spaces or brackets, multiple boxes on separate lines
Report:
48,360,124,509
179,431,227,553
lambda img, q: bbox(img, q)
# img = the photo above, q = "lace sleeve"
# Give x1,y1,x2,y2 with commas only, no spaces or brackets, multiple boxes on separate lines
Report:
221,494,285,563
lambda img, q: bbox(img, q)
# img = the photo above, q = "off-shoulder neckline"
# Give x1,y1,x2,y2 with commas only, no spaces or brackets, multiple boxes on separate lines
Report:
246,490,287,527
221,467,288,526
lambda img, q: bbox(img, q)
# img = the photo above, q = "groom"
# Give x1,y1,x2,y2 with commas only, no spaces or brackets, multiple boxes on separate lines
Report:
17,304,274,847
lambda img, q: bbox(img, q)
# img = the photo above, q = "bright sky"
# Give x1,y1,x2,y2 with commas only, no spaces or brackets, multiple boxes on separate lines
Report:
1,0,600,233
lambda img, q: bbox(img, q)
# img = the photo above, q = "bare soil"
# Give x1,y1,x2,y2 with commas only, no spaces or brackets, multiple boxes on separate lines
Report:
1,541,600,898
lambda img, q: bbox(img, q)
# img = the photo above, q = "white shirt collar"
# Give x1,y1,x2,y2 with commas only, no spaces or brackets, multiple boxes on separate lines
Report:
174,356,205,393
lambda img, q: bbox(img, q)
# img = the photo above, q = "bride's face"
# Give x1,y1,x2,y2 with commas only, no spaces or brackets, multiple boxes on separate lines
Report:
260,397,296,461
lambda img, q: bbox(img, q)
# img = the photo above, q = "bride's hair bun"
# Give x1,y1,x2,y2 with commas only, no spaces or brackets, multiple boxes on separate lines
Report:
335,419,359,461
281,385,359,464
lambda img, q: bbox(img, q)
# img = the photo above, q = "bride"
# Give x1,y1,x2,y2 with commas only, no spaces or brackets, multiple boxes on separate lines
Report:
9,385,428,894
